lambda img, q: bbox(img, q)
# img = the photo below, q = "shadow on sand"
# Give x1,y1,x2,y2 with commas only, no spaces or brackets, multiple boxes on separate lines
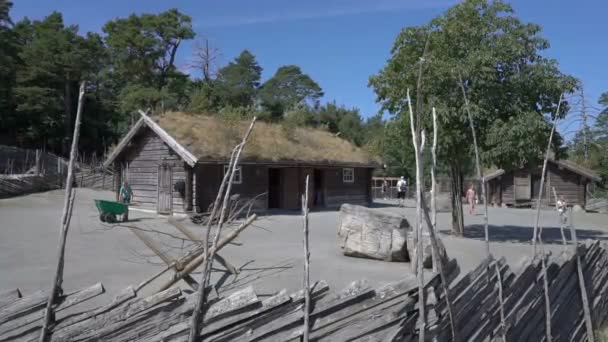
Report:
440,224,608,244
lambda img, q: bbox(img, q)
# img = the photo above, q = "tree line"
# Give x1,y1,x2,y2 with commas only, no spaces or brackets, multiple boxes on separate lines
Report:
0,1,379,157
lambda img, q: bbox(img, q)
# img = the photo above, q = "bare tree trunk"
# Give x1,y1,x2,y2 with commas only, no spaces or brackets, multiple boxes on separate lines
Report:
302,175,311,342
188,117,257,342
449,161,464,236
39,82,86,342
407,89,426,342
532,94,563,254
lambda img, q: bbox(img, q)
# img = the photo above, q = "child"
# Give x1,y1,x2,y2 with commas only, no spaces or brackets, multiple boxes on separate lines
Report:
466,183,477,215
556,195,567,224
118,180,133,221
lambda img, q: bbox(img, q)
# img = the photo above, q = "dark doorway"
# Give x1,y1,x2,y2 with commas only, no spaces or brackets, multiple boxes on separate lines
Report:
268,168,281,209
313,169,324,207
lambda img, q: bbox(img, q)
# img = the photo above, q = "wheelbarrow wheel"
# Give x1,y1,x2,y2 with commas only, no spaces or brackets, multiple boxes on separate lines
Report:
106,213,117,224
100,214,106,222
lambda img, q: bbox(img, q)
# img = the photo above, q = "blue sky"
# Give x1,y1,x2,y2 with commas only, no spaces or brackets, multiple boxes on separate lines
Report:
11,0,608,139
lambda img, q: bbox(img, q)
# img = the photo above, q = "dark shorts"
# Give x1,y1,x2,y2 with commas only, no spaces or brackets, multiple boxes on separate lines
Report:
397,191,406,199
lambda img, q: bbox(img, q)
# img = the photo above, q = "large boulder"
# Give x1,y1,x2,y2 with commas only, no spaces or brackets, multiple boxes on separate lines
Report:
406,230,448,269
338,204,410,262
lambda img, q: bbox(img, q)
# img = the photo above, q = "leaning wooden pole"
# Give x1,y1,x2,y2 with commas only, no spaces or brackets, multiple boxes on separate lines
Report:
569,208,595,342
302,175,311,342
407,89,426,342
188,117,257,342
430,107,439,273
457,71,506,340
39,82,86,342
457,71,489,257
532,93,563,254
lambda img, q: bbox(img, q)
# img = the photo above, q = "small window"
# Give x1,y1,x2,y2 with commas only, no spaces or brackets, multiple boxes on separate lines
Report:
224,165,242,184
343,168,354,183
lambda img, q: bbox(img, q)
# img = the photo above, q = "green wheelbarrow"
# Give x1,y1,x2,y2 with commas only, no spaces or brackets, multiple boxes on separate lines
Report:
94,199,129,223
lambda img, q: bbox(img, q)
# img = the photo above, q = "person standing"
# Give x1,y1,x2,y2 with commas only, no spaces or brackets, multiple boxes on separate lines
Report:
397,176,407,207
382,179,388,200
466,183,477,215
119,180,133,221
556,195,567,225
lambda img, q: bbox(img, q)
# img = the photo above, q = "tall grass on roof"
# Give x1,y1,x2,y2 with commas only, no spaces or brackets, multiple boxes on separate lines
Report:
156,112,379,165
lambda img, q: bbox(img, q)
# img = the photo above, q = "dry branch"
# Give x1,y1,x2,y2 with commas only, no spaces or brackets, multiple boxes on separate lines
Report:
158,214,257,292
302,175,311,342
188,117,257,342
39,82,86,342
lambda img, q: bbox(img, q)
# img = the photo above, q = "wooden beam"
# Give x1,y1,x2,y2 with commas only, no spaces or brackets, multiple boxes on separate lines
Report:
126,225,199,290
167,217,239,275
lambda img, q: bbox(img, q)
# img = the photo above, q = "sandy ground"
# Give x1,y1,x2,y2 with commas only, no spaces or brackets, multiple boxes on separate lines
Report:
1,189,607,306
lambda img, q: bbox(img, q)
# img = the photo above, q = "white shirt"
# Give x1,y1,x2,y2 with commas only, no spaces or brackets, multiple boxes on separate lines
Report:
397,180,407,191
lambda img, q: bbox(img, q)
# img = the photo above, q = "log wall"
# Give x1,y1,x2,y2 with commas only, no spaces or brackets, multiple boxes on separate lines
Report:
494,163,588,207
195,164,268,212
119,128,189,213
323,167,371,208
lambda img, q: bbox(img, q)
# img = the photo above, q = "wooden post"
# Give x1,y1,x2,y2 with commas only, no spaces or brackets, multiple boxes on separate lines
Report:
39,82,86,342
430,107,438,273
302,175,310,342
185,165,193,212
302,175,311,342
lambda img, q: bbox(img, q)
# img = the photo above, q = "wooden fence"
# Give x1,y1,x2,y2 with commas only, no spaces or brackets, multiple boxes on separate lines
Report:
1,240,606,341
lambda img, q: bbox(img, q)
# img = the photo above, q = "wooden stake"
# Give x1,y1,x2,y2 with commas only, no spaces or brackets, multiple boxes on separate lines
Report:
532,94,563,254
39,82,86,342
188,117,257,342
569,208,595,342
302,175,311,342
407,88,426,342
430,107,438,273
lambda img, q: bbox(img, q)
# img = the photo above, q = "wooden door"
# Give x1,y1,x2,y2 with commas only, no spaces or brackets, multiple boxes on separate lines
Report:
281,168,299,209
158,163,173,214
514,170,531,201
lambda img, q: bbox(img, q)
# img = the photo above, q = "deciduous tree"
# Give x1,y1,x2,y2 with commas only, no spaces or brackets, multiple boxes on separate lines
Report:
370,0,576,234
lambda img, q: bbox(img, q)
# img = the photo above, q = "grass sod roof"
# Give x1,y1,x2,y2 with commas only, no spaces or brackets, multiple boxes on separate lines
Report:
155,112,380,167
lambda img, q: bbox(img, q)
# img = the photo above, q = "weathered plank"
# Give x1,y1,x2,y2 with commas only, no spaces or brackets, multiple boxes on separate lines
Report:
0,289,21,310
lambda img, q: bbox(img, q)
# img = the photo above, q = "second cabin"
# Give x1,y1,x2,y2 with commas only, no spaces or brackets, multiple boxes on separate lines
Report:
104,112,379,214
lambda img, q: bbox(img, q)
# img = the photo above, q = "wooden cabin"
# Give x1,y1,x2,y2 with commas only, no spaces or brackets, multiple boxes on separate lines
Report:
485,160,601,208
103,112,379,214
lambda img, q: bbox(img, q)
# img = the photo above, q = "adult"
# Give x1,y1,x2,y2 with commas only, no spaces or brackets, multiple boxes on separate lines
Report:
118,180,133,221
397,176,407,207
